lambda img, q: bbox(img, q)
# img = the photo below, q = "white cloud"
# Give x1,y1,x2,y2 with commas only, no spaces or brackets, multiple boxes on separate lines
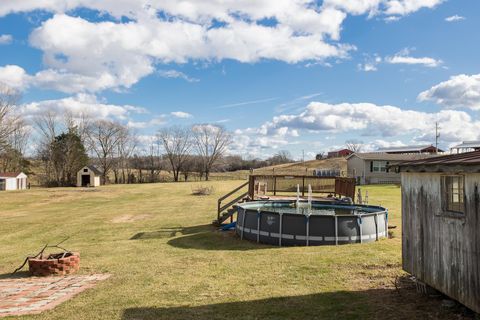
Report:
127,116,166,129
384,16,401,22
0,34,12,45
170,111,192,118
445,15,465,22
418,74,480,110
386,55,442,67
21,93,148,121
0,65,30,89
22,10,352,93
229,129,292,158
358,50,441,72
358,63,378,72
0,64,124,93
249,101,480,144
384,0,444,16
0,0,443,19
158,70,199,83
322,0,382,16
385,48,442,67
0,1,444,94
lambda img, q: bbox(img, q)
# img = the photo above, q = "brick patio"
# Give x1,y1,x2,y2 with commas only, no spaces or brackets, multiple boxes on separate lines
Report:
0,274,110,317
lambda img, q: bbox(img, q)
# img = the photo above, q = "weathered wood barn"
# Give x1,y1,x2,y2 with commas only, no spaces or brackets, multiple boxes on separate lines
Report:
396,151,480,313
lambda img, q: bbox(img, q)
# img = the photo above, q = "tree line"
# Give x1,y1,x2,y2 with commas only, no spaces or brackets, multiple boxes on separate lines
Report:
0,84,294,187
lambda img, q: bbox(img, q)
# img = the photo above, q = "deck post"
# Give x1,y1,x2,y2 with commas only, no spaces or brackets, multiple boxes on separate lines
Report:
279,212,283,246
248,175,255,200
240,209,247,240
302,176,305,197
334,216,338,245
385,209,388,238
273,176,277,196
305,215,310,246
358,216,363,243
257,212,261,243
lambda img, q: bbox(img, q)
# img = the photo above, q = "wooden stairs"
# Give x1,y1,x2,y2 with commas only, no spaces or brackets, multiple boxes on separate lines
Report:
213,181,249,226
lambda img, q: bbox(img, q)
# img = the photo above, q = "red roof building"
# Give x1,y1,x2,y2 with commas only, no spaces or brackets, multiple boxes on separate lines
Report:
327,149,354,158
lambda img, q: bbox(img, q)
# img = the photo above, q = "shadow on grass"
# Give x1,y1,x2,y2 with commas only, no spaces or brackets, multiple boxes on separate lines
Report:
0,271,30,279
131,224,271,251
130,224,212,240
122,286,473,320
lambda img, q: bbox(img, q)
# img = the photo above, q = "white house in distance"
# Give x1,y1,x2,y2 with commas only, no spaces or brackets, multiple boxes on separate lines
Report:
76,166,102,187
0,172,28,191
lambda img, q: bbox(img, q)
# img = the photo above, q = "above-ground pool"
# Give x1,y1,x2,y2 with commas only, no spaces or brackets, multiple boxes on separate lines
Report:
236,200,388,246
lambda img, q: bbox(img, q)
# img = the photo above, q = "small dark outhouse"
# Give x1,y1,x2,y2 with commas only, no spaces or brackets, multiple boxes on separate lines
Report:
396,151,480,313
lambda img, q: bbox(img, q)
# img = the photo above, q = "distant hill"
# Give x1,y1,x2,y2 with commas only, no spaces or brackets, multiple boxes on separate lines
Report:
252,157,347,176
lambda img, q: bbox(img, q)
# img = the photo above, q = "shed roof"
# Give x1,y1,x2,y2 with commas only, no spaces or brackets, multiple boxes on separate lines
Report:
0,172,25,178
328,148,353,153
375,145,440,153
346,152,435,161
396,150,480,167
82,166,102,175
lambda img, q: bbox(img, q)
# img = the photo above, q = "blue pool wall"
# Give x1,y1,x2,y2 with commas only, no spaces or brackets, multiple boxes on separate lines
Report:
235,201,388,246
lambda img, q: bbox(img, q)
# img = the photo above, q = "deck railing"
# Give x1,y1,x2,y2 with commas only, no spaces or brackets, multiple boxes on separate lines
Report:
248,175,356,201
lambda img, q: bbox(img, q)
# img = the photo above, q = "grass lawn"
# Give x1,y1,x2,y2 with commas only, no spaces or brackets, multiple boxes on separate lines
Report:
0,182,467,319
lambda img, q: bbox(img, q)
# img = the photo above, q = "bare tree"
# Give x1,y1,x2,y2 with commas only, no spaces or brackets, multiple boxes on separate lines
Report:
268,150,293,165
8,120,29,156
87,120,126,184
345,139,364,153
315,152,326,160
34,111,59,144
0,120,31,173
113,128,137,184
157,126,192,182
180,155,197,182
192,124,231,181
63,111,92,145
144,141,163,183
0,85,21,153
33,110,61,185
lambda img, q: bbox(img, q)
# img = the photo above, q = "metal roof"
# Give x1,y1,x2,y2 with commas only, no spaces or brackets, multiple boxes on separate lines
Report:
0,172,24,178
328,148,353,153
451,141,480,149
84,166,102,175
396,150,480,167
375,145,436,153
347,152,435,161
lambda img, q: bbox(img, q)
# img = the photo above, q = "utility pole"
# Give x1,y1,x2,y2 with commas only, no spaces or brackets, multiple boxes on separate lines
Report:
435,122,440,154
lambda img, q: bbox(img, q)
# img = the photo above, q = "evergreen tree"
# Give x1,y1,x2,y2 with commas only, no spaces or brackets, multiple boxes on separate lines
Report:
51,128,88,186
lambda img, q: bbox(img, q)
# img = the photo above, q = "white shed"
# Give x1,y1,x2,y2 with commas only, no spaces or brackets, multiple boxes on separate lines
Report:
0,172,28,191
76,166,102,187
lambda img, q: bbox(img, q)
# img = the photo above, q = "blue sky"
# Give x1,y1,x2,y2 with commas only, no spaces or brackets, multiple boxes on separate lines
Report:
0,0,479,159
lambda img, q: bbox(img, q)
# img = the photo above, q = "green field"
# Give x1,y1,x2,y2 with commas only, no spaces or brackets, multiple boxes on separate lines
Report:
0,182,464,319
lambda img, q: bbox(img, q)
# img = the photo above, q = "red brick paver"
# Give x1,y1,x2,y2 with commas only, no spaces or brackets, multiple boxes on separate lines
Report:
0,274,110,317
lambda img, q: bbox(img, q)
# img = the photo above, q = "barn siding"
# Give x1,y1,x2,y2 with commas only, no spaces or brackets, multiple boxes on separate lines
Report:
402,172,480,313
